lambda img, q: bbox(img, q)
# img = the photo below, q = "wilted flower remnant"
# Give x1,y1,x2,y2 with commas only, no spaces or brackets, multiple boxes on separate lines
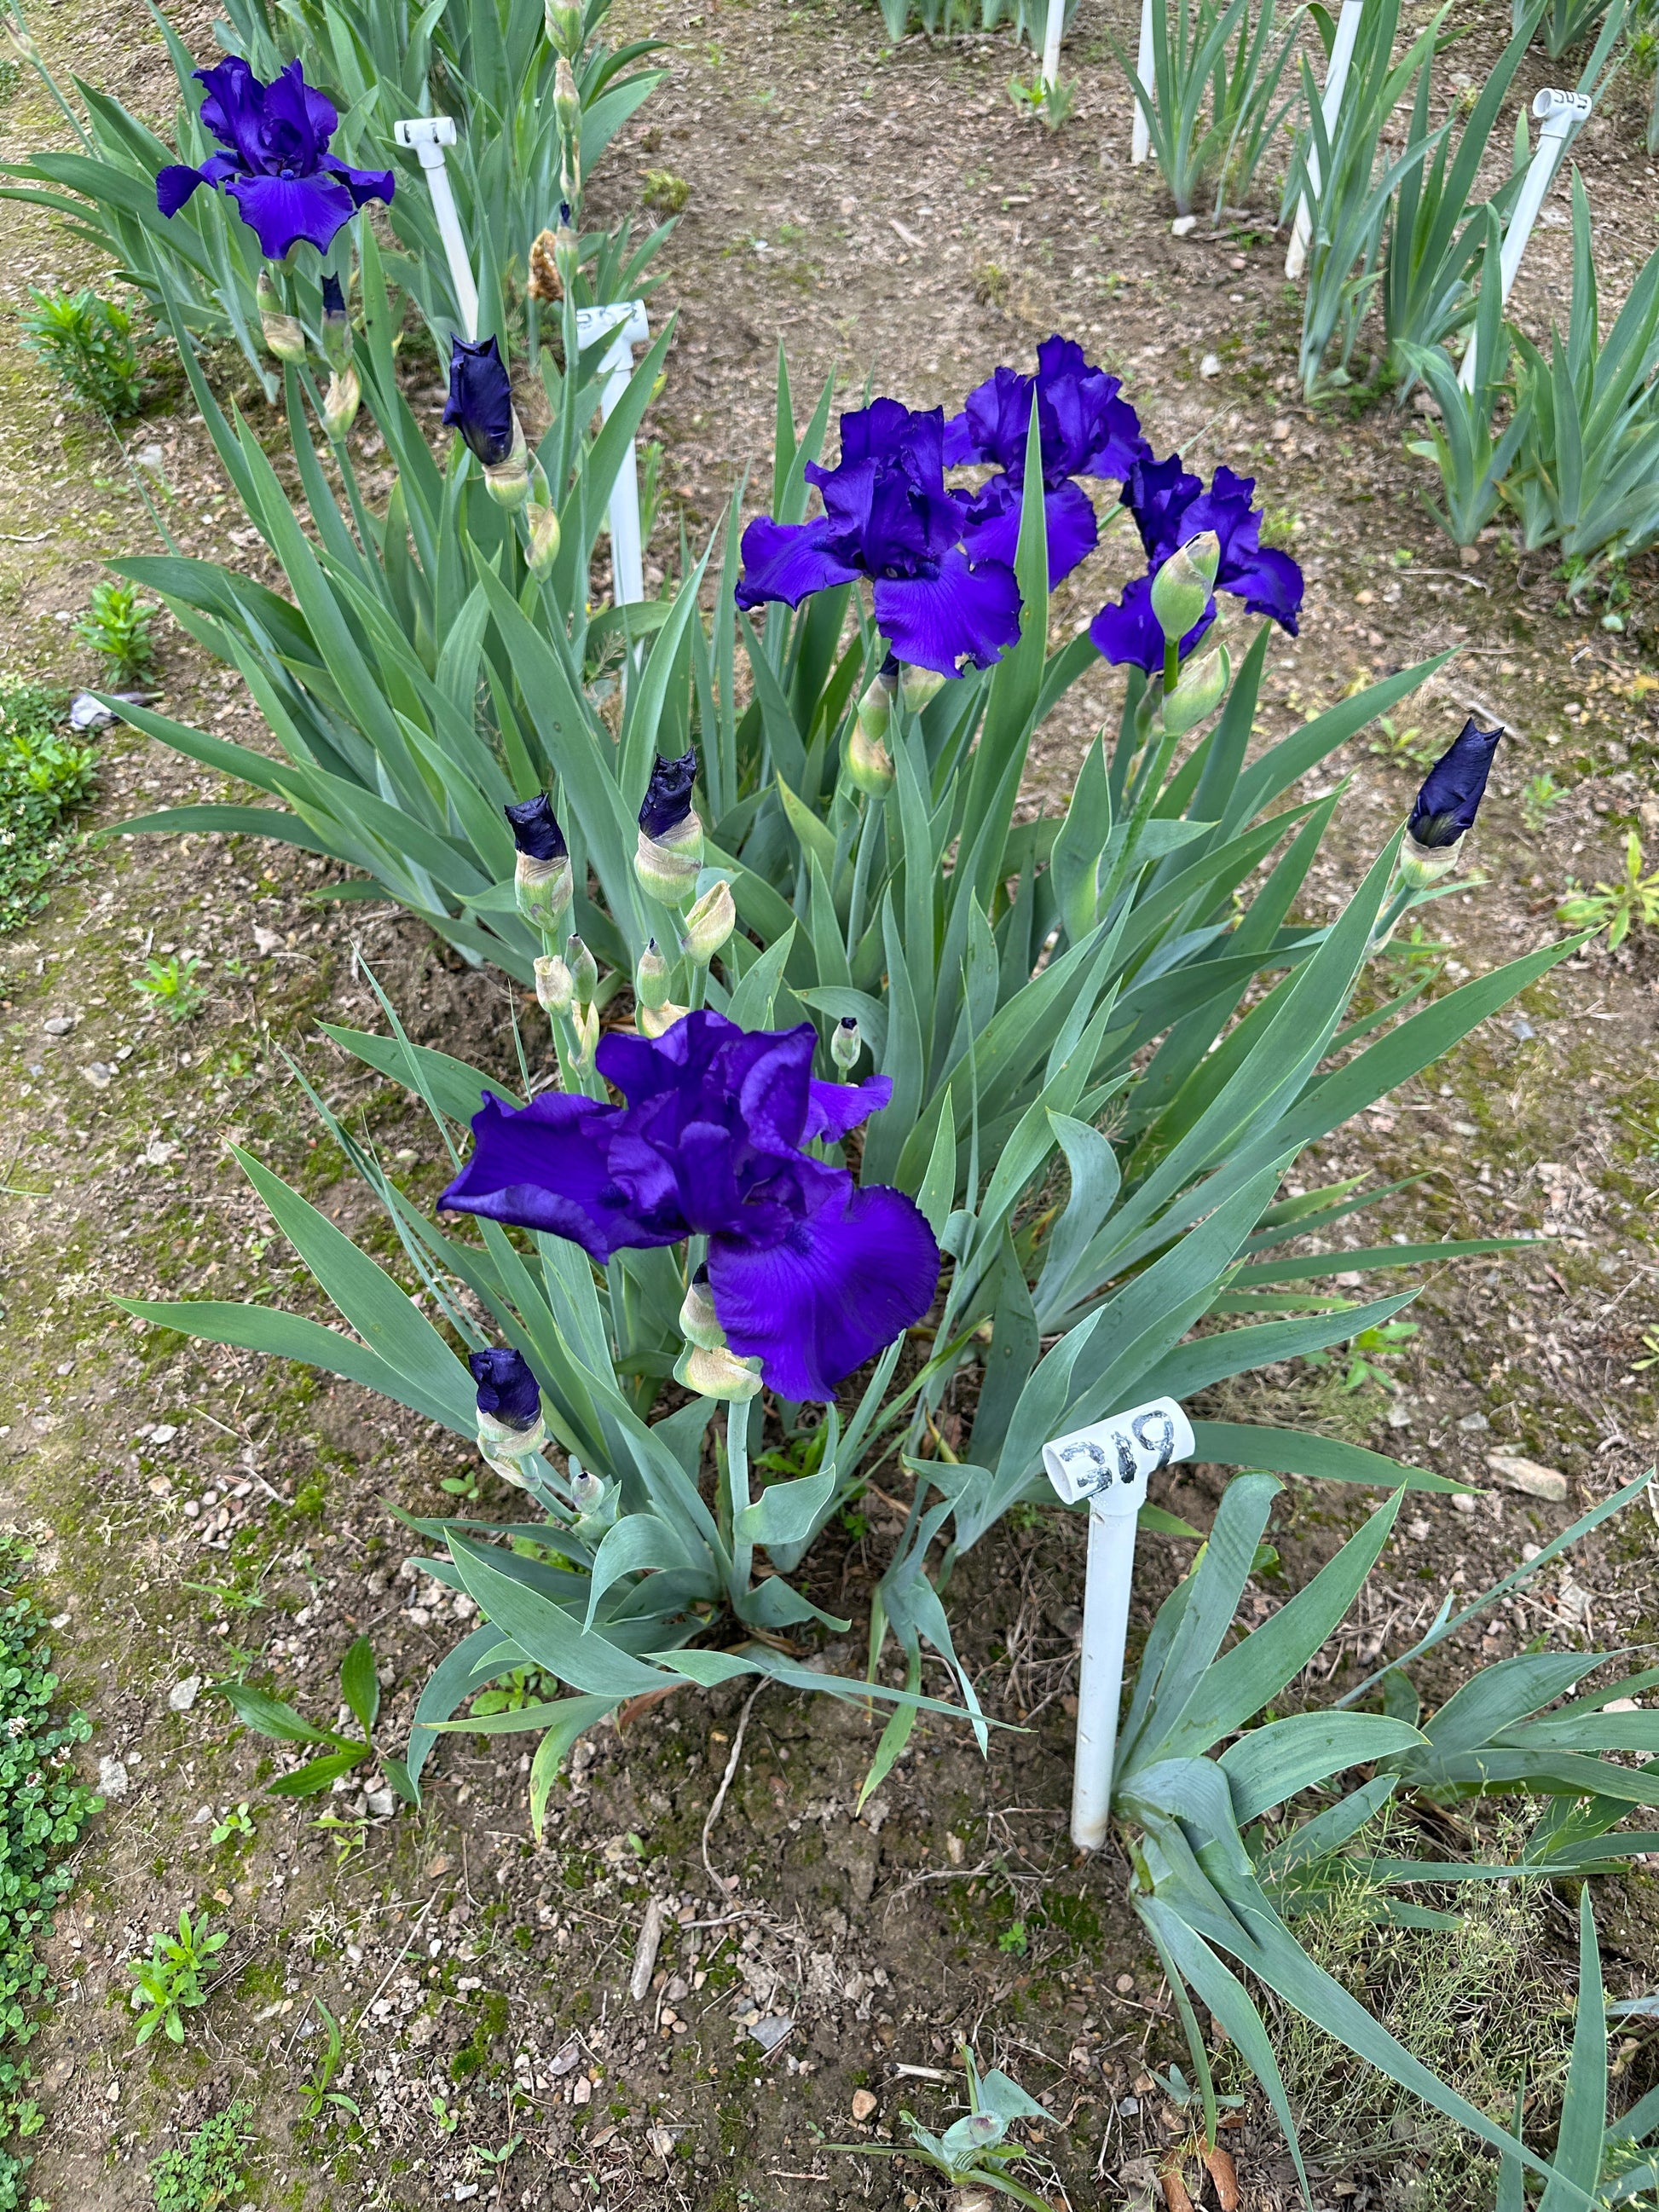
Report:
441,1011,940,1401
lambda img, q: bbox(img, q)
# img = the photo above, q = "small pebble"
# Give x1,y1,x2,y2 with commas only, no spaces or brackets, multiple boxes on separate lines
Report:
168,1676,201,1713
1486,1453,1569,1503
97,1756,130,1798
851,2088,878,2122
1199,353,1221,377
1171,215,1198,236
43,1016,75,1037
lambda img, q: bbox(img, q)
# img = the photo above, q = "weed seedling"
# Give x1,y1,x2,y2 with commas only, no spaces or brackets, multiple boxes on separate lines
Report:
0,681,96,933
127,1909,228,2046
20,288,144,418
642,168,690,214
133,953,207,1023
210,1634,414,1804
297,2000,361,2122
1558,832,1659,949
72,578,158,684
1520,771,1564,834
208,1802,254,1847
825,2043,1055,2209
147,2099,253,2212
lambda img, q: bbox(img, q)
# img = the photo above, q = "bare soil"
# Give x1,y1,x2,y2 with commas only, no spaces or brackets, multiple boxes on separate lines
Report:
3,1,1658,2208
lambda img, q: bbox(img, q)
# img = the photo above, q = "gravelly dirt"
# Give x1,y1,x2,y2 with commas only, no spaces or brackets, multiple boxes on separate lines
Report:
2,0,1659,2207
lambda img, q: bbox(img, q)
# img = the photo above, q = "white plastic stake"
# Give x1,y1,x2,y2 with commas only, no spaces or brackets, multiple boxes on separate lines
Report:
1130,0,1153,165
1041,0,1065,92
1044,1395,1196,1852
1285,0,1363,282
394,117,480,342
1457,88,1592,393
575,300,651,609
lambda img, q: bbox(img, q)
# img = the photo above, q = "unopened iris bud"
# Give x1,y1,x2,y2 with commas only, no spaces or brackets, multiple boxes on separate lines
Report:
552,205,580,290
321,362,361,443
572,998,601,1066
535,952,574,1016
899,664,945,714
635,937,671,1011
680,878,735,963
484,416,532,510
505,794,572,934
567,933,598,1006
676,1341,764,1402
256,269,305,363
525,469,561,578
1160,642,1229,736
1402,717,1501,890
830,1015,861,1073
568,1459,606,1516
320,272,352,368
639,998,689,1039
634,748,703,904
554,54,581,136
1150,533,1219,646
679,1265,724,1350
846,680,895,794
545,0,584,53
470,1347,546,1481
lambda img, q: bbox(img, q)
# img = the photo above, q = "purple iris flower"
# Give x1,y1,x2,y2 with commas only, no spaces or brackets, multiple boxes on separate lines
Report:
734,400,1021,681
504,794,566,862
944,335,1151,586
442,335,516,467
1090,457,1304,674
469,1346,542,1431
1408,719,1502,847
639,749,697,839
156,57,393,262
440,1011,940,1402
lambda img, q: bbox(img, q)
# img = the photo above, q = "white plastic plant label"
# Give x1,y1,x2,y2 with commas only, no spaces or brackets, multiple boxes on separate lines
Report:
1042,1395,1195,1511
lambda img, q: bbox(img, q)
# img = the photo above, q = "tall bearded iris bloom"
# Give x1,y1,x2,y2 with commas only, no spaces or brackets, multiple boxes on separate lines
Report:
1090,456,1304,674
440,1011,941,1401
156,57,393,261
945,334,1150,586
735,400,1021,680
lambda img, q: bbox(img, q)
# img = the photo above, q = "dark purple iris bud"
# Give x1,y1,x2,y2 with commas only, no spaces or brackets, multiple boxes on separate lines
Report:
735,398,1022,681
504,794,567,862
468,1346,541,1431
945,334,1151,586
441,1012,941,1402
1408,719,1503,849
320,272,346,318
156,56,393,261
639,750,697,839
442,334,516,467
1090,455,1304,674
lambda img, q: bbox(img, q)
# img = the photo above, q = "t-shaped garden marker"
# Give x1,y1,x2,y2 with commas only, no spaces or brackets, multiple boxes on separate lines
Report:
1041,0,1064,94
575,300,651,609
1285,0,1365,281
1130,0,1153,164
1456,88,1593,394
1043,1395,1196,1852
393,117,480,341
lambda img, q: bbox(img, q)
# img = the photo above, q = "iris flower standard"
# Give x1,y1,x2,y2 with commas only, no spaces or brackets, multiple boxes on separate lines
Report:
156,57,393,261
735,400,1021,680
945,334,1150,586
440,1011,940,1401
1090,457,1304,674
